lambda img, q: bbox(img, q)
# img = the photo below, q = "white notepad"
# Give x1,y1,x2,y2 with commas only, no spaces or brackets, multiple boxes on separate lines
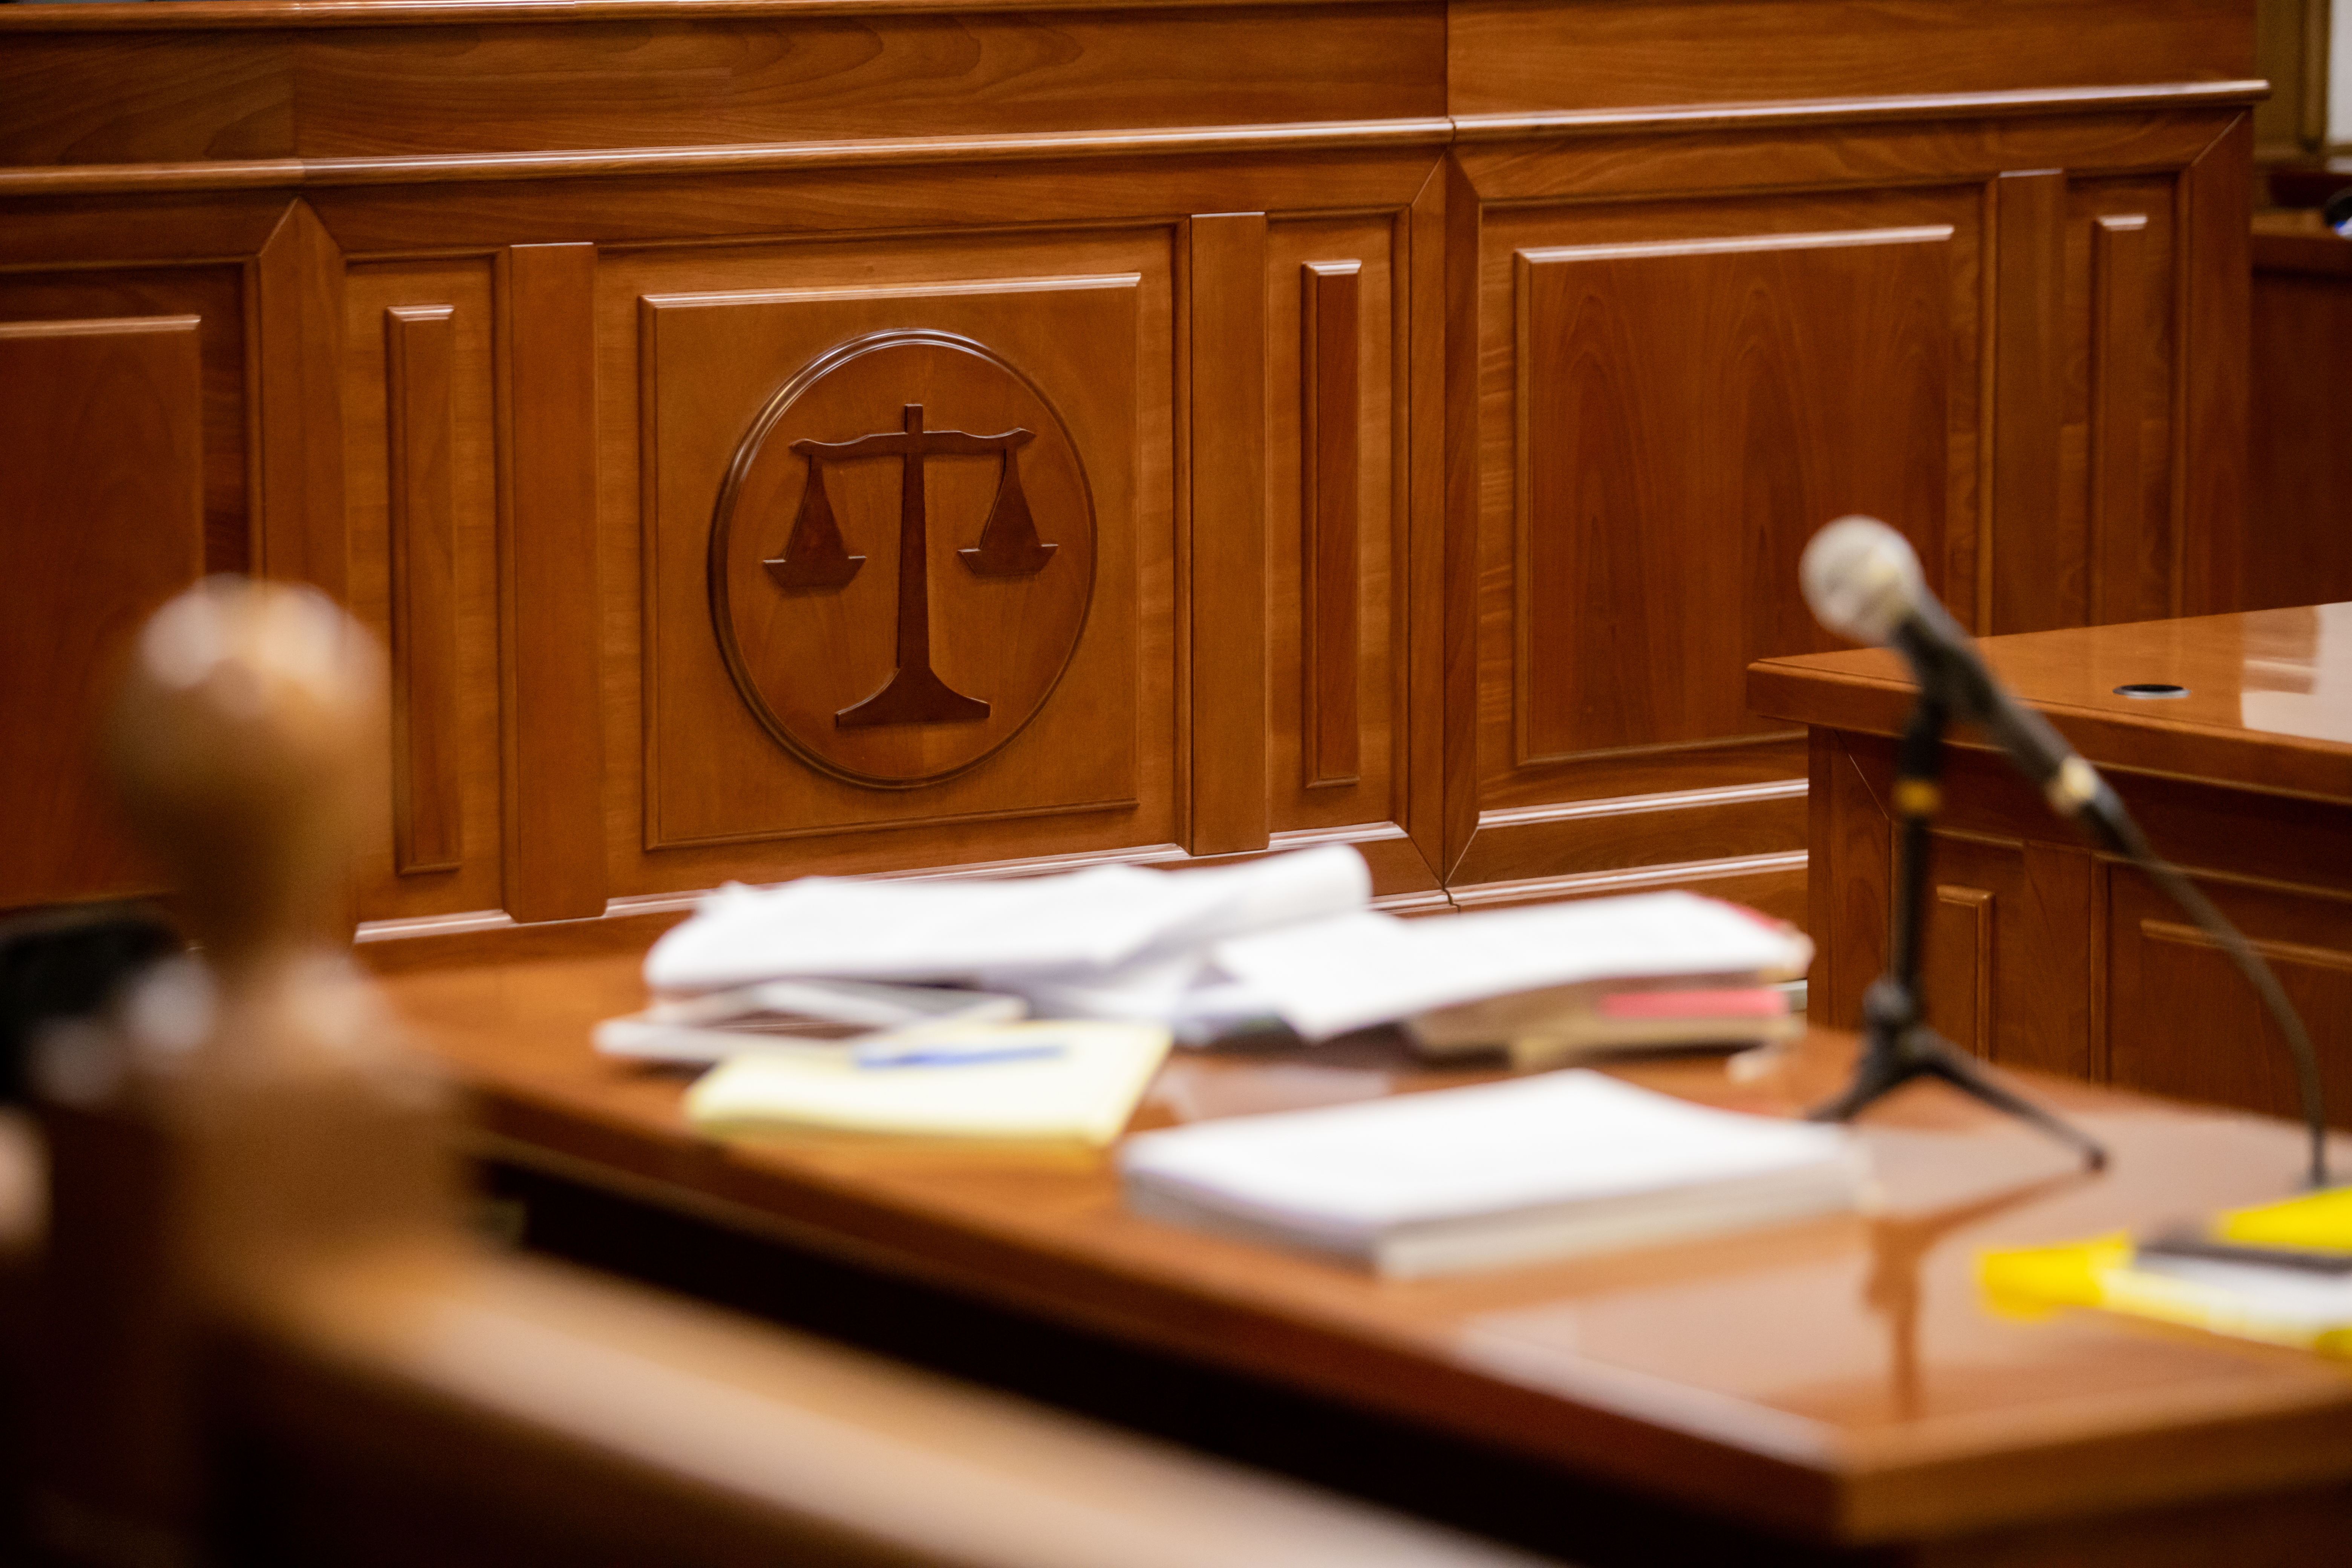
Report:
1118,1070,1865,1278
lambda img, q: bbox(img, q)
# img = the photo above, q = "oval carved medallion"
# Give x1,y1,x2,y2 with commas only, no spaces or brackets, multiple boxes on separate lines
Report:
711,331,1097,788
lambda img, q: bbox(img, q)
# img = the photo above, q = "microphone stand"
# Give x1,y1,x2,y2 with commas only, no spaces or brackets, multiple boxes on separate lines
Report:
1808,693,2109,1170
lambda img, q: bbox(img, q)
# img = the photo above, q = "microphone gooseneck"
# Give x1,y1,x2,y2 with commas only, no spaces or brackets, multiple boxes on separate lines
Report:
1800,517,2330,1188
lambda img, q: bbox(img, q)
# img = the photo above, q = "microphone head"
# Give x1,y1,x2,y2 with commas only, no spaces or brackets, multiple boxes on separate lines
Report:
1801,516,1922,645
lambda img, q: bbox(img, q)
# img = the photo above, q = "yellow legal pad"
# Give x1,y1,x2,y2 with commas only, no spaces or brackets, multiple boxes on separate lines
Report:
683,1021,1173,1146
1979,1188,2352,1357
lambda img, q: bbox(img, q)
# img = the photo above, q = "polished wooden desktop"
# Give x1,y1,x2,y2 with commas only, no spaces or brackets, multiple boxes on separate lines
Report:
369,932,2352,1567
1748,605,2352,1129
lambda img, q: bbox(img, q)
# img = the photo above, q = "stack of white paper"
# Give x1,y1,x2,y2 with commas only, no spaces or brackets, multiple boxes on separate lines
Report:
1119,1070,1865,1277
1204,892,1811,1042
616,854,1812,1061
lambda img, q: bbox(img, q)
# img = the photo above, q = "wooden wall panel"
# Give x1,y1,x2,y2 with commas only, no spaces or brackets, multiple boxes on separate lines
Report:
0,267,247,575
2087,214,2151,624
2178,113,2254,616
1927,884,1995,1058
620,233,1161,893
255,200,348,602
0,315,203,908
1449,0,2256,117
2247,220,2352,611
1990,171,2067,635
385,304,461,876
1299,260,1361,790
1507,215,1962,767
287,9,1446,159
1187,212,1270,856
2108,872,2352,1128
342,260,504,927
501,242,607,924
1918,832,2096,1077
1266,217,1413,861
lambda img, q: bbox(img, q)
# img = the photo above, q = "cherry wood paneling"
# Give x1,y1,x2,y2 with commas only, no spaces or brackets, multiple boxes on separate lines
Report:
1186,212,1270,857
1452,781,1807,889
1298,259,1361,790
2087,214,2150,625
1449,0,2257,117
0,266,248,574
1990,171,2067,635
2109,872,2352,1128
1928,882,1995,1058
1918,831,2097,1078
1267,217,1412,852
2179,113,2254,616
501,242,608,923
0,314,203,908
342,259,504,926
255,199,349,601
384,304,461,876
0,31,293,166
1504,207,1966,773
299,11,1446,157
2248,217,2352,611
1765,607,2352,1117
0,8,1444,168
625,235,1156,887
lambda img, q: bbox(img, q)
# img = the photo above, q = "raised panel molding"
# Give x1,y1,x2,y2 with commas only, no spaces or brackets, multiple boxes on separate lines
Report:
2088,214,2150,626
385,304,462,876
0,314,204,908
1510,224,1958,767
1187,214,1272,856
1299,260,1362,790
2114,899,2352,1127
1929,884,1995,1058
1991,171,2067,635
256,199,348,602
501,242,607,924
640,267,1143,854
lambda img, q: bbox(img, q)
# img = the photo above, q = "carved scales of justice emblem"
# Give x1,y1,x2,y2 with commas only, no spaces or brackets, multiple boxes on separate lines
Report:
767,401,1057,728
709,329,1098,790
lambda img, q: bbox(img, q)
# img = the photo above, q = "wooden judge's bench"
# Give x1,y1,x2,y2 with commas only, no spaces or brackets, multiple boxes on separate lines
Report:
0,0,2268,933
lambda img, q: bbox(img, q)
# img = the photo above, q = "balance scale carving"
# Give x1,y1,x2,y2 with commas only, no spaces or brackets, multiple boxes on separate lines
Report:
766,402,1058,728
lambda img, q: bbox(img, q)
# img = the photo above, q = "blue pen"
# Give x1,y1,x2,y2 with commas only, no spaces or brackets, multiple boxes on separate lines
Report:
855,1042,1067,1070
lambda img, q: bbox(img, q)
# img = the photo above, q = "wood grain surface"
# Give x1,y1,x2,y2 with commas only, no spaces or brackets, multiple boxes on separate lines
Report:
1757,606,2352,1123
0,0,2275,935
368,936,2352,1559
0,314,203,908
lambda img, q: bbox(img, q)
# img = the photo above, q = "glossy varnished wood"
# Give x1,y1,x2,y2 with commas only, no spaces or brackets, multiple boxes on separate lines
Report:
1756,606,2352,1124
2248,210,2352,612
0,314,203,908
371,939,2352,1559
0,0,2269,932
385,303,463,875
1750,606,2352,801
501,242,607,923
1186,212,1271,857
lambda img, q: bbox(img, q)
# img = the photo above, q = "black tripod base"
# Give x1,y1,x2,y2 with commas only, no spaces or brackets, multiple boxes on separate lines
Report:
1808,1023,2108,1171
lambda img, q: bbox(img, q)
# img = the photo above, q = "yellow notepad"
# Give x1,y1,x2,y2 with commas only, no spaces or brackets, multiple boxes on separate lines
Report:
684,1021,1172,1146
1979,1188,2352,1357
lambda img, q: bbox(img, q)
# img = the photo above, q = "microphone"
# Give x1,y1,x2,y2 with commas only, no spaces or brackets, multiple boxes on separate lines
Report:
1799,516,2124,844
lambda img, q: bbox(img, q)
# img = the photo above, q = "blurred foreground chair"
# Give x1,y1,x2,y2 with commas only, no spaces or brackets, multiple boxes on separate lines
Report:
9,579,1557,1568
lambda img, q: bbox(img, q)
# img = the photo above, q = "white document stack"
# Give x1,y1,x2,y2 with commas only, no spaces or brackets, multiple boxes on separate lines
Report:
1119,1070,1865,1278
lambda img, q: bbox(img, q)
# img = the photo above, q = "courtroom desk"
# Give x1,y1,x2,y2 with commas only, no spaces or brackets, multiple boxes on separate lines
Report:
2251,211,2352,610
366,937,2352,1568
1747,605,2352,1129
